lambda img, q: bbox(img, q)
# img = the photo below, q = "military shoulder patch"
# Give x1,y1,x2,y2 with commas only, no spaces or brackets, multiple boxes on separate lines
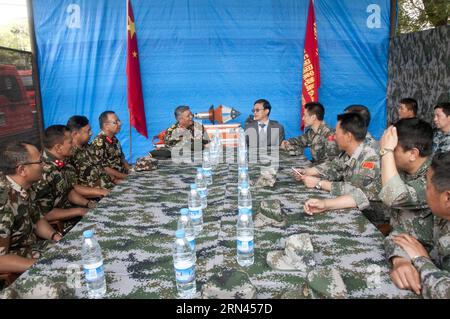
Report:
327,135,335,142
361,161,375,170
95,138,103,147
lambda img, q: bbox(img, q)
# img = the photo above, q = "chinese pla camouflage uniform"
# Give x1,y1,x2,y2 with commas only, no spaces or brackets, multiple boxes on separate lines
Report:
286,122,340,164
432,128,450,154
412,217,450,299
33,151,73,215
90,131,128,174
0,175,46,259
66,144,115,189
163,121,210,150
382,158,434,260
315,141,388,225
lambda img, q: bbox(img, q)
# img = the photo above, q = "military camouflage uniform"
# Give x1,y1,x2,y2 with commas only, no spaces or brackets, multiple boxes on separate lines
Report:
66,144,114,189
315,142,387,225
382,158,434,260
90,131,128,174
365,132,380,151
286,122,339,164
432,128,450,154
33,151,73,215
412,217,450,299
163,121,210,150
0,175,44,259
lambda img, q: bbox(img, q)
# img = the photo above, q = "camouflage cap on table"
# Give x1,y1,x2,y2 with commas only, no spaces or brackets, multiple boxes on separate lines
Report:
254,199,287,228
134,155,158,172
266,233,315,272
201,268,256,299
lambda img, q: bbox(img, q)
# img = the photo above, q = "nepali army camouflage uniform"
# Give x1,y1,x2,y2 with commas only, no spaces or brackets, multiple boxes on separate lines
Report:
33,150,73,215
163,121,210,150
412,217,449,299
90,131,128,174
382,158,434,260
66,144,115,189
432,128,450,154
286,122,340,164
315,141,388,225
0,175,45,259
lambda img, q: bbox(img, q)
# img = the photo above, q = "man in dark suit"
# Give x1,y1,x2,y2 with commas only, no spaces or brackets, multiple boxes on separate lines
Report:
244,99,285,155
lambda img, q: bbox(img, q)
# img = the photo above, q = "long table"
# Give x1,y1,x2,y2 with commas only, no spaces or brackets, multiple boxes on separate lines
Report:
2,151,416,298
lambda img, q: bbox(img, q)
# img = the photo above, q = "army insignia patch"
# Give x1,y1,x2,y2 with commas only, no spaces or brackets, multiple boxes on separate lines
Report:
54,160,65,168
106,137,114,144
96,138,103,147
361,161,375,170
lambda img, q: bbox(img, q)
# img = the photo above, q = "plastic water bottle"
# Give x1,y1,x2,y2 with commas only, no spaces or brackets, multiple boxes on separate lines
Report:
202,150,213,185
177,208,196,256
195,168,208,209
238,127,246,152
188,184,203,234
81,230,106,298
238,148,248,170
238,181,252,212
237,167,250,191
236,214,254,267
173,229,196,298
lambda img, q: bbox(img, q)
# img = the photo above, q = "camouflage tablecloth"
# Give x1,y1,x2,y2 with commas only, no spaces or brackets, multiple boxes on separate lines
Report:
2,150,417,299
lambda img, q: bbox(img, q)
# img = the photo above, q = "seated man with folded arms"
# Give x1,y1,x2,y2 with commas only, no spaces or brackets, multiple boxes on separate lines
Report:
0,142,62,275
301,113,387,226
379,118,434,240
66,115,114,196
90,111,129,183
385,151,449,298
34,125,91,228
280,102,339,164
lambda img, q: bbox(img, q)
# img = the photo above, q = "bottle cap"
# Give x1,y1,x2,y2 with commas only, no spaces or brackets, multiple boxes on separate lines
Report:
180,208,189,215
175,229,185,238
83,230,94,238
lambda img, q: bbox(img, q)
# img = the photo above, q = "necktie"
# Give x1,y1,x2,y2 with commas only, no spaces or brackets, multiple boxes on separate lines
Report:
259,123,267,147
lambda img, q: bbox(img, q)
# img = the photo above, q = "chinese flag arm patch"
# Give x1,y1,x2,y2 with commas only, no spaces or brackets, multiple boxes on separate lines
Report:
327,135,335,141
361,161,375,170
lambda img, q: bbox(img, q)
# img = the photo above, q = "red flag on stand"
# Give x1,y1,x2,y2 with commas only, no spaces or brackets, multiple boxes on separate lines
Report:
300,0,320,131
126,0,148,138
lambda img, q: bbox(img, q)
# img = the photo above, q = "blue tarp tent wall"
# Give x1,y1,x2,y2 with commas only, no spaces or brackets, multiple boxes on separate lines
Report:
32,0,390,162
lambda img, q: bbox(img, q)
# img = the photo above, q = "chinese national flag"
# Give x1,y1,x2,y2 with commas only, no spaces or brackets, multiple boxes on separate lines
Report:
126,0,148,138
300,0,320,130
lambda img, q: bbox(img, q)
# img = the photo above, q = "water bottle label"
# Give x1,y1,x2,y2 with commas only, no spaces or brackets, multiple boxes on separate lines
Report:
175,265,195,283
188,239,196,251
190,209,202,221
237,240,254,253
203,169,212,177
198,188,207,197
83,261,104,282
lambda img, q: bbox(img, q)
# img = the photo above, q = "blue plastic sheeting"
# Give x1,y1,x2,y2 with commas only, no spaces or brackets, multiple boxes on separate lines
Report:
32,0,390,162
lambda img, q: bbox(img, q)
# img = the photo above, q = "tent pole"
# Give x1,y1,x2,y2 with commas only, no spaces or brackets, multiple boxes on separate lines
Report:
26,0,45,150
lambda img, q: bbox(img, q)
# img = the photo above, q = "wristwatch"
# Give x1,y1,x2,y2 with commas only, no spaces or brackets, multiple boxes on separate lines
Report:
379,148,394,157
315,180,322,190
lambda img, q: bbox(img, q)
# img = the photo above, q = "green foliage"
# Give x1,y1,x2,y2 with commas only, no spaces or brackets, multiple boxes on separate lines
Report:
398,0,449,34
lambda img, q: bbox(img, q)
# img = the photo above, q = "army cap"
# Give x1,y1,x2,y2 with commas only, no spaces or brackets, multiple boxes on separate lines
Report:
307,268,347,298
134,155,158,172
266,233,315,271
254,199,287,228
201,269,256,299
255,166,277,188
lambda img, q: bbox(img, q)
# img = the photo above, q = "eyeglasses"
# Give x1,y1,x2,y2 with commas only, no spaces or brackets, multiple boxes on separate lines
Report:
16,159,43,167
252,108,264,113
106,120,121,125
